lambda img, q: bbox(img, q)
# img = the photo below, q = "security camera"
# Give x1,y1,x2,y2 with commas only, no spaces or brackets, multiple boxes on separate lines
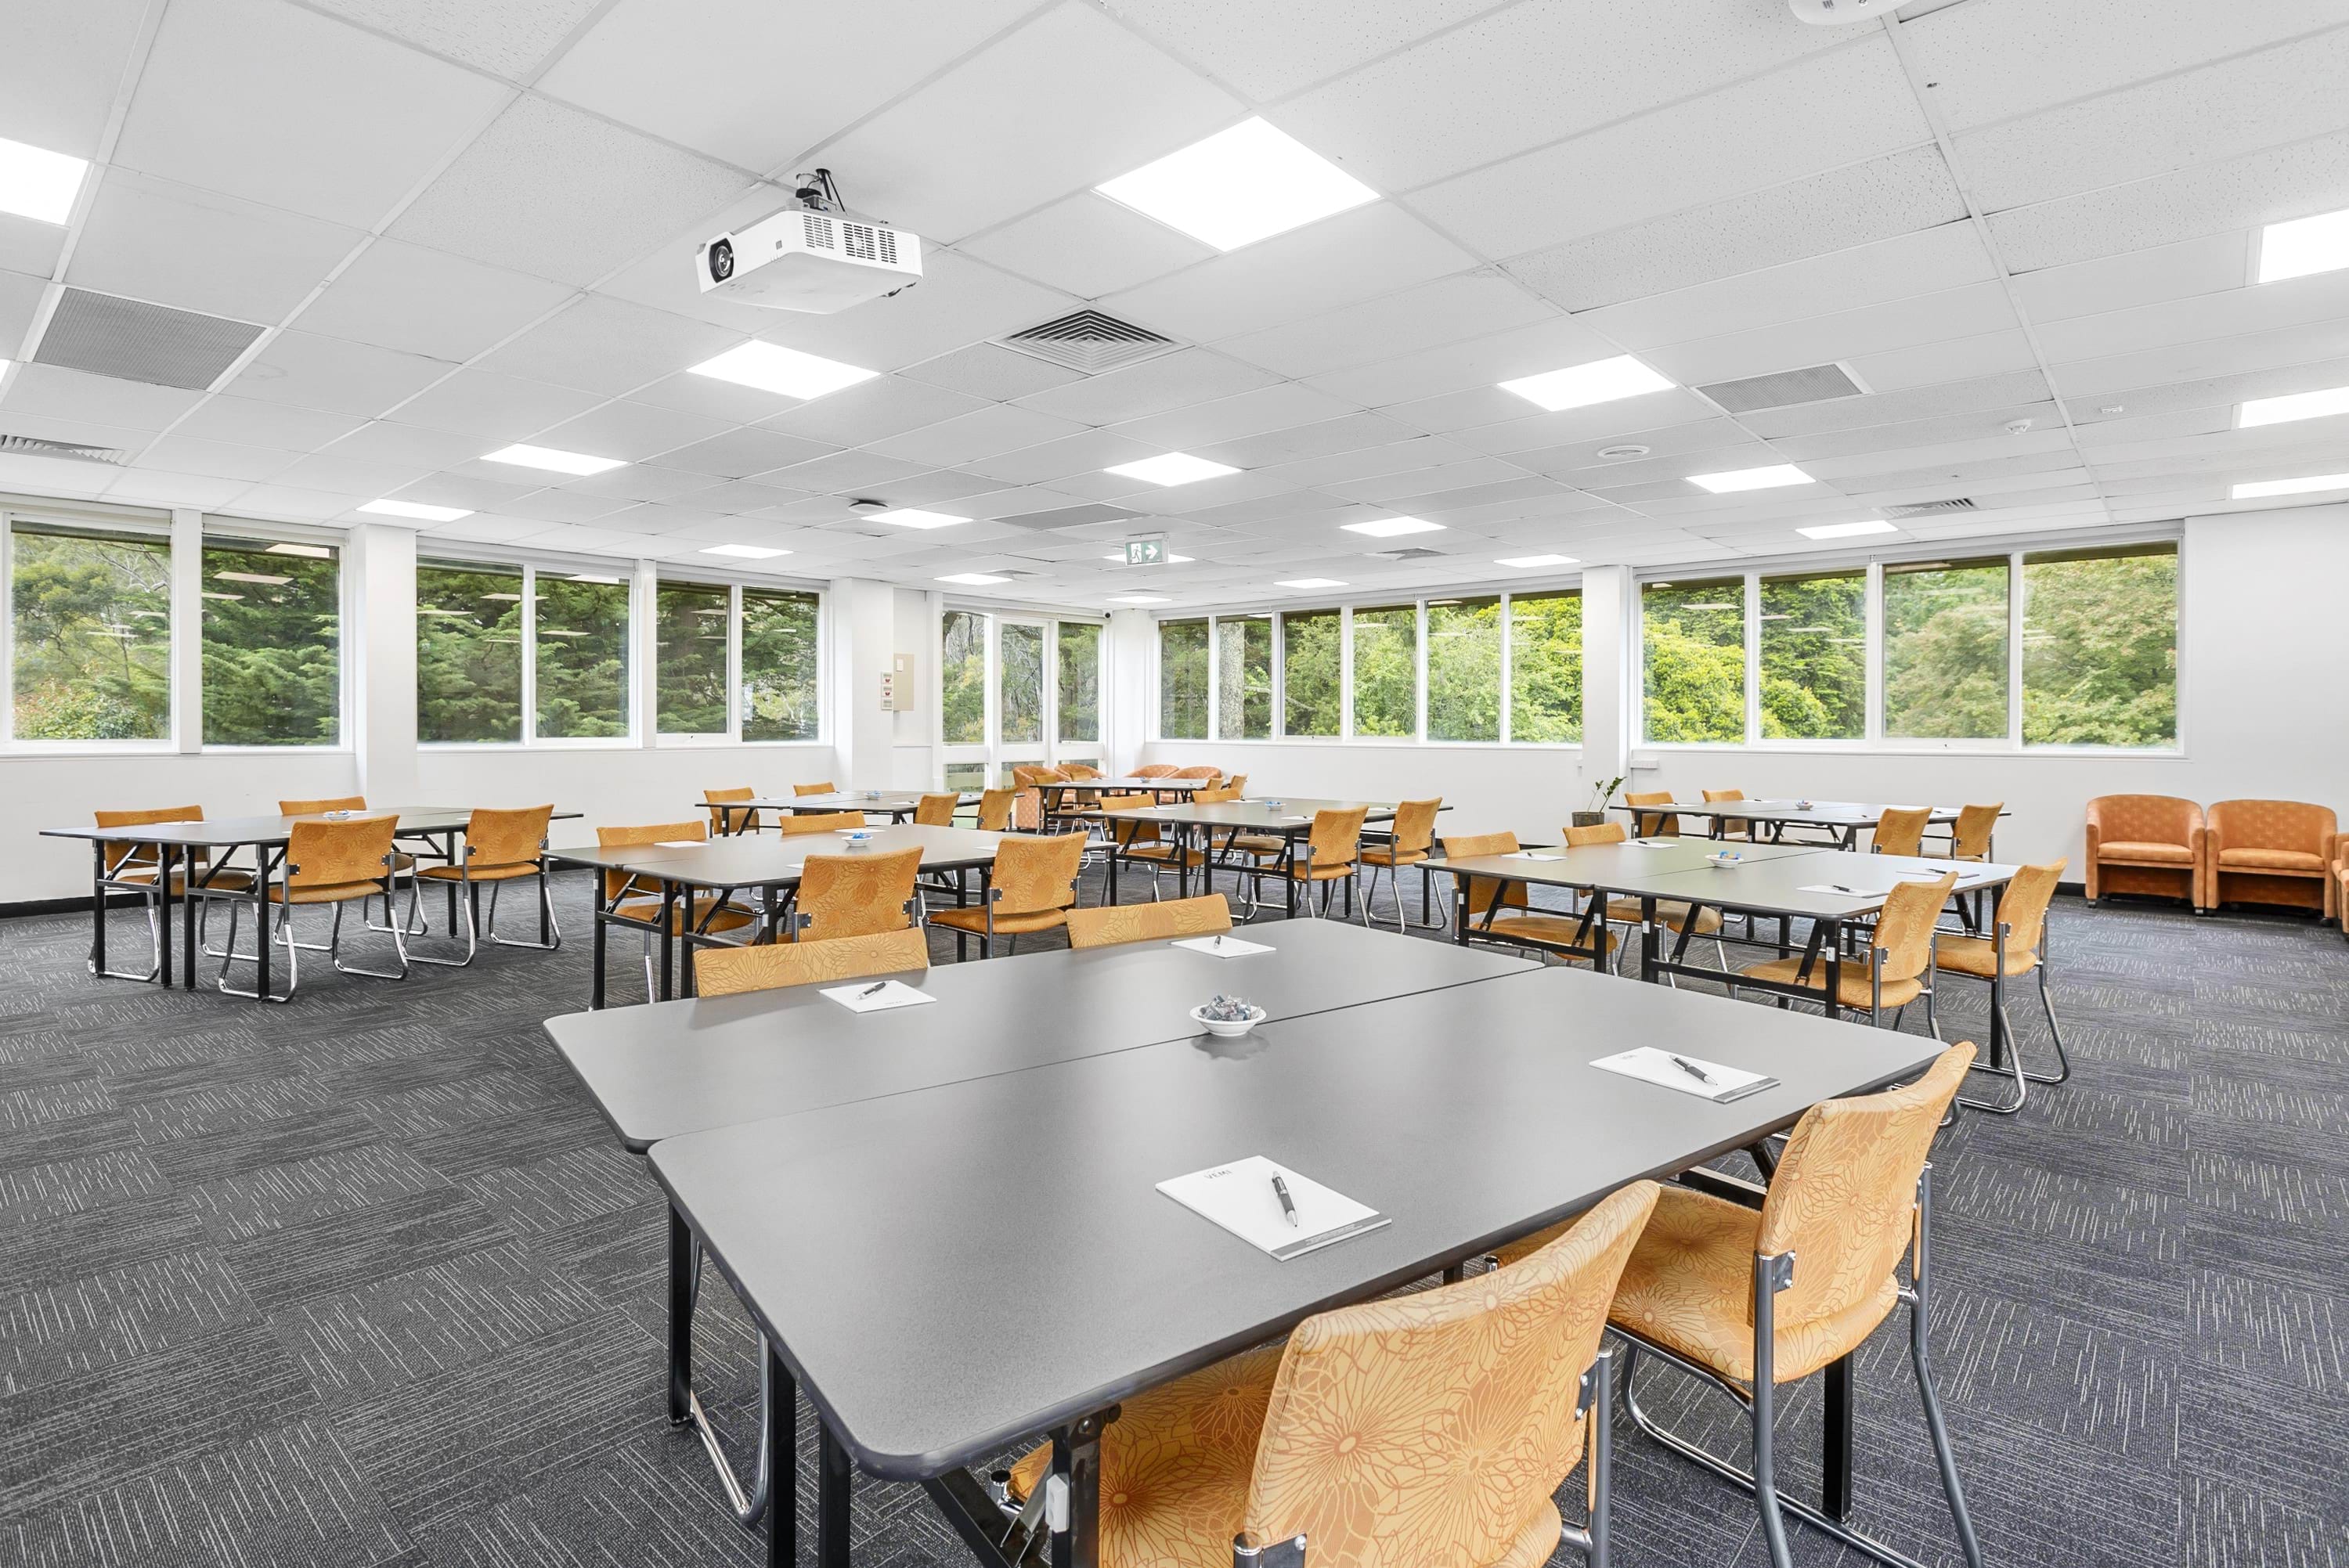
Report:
2003,418,2034,435
1788,0,1885,23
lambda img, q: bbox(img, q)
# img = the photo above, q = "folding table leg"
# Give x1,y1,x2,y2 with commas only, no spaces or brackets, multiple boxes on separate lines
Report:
1048,1411,1110,1568
768,1341,798,1568
1823,1354,1853,1520
820,1424,853,1568
668,1206,695,1425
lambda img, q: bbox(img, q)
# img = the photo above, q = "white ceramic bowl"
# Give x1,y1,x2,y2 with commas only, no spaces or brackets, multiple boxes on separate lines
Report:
1190,1004,1265,1039
1707,852,1742,869
836,830,876,844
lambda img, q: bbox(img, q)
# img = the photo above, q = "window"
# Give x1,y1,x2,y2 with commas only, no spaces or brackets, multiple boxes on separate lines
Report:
1507,591,1580,743
2022,543,2177,748
535,574,629,740
656,582,731,735
1214,616,1272,739
1758,568,1864,741
742,587,819,741
1280,608,1340,737
417,561,523,743
999,620,1044,745
1056,620,1099,744
200,536,341,747
1423,598,1499,742
941,610,987,745
1642,579,1745,743
1159,618,1209,739
1349,604,1416,737
1883,557,2008,741
8,521,171,742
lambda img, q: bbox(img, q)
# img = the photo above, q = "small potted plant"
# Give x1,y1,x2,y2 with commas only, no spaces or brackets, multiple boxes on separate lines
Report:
1573,775,1624,828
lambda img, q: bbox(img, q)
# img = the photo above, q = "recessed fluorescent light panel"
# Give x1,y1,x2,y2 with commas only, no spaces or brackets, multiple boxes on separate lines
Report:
2257,207,2349,284
568,574,621,584
1797,519,1897,539
936,572,1012,586
1276,578,1347,590
688,341,879,400
1688,464,1813,494
874,509,967,529
1101,552,1195,564
1110,594,1172,605
2232,473,2349,499
263,542,334,558
699,543,790,558
1340,516,1444,539
1095,117,1377,251
359,498,471,522
1499,355,1675,413
2237,384,2349,428
1495,553,1578,569
483,443,626,476
1104,452,1239,487
0,135,89,223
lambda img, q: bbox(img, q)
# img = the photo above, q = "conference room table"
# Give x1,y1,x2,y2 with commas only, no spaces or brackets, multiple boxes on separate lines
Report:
704,790,978,834
626,950,1946,1568
547,823,1008,1006
40,806,580,997
1095,796,1434,913
1616,797,2006,851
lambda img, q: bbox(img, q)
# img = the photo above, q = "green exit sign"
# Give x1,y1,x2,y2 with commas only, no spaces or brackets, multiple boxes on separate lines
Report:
1124,535,1166,565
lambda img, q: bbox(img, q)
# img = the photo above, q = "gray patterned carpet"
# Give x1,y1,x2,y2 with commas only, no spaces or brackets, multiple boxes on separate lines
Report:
2,870,2343,1568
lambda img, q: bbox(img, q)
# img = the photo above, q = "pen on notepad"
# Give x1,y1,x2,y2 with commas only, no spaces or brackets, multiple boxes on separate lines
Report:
1271,1173,1298,1227
1667,1054,1716,1086
858,982,888,999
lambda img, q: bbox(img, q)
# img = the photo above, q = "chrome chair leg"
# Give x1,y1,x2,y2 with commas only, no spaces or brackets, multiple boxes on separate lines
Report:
214,897,298,1002
330,890,410,980
485,870,564,951
408,878,480,968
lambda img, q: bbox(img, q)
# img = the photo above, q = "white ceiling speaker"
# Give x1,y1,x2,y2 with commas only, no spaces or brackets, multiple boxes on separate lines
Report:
1788,0,1887,23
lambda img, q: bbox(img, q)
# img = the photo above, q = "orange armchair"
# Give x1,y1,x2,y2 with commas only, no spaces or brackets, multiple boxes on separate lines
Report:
2206,799,2339,918
2335,838,2349,935
2083,795,2205,910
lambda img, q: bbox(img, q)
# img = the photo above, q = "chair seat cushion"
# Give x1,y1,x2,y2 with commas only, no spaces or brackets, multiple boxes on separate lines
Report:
929,904,1069,935
269,878,388,906
2217,847,2326,872
418,862,541,883
121,867,257,893
1285,861,1359,882
1121,844,1203,867
1607,1186,1897,1386
1932,934,2037,979
2097,839,2193,864
1358,845,1427,867
614,897,755,934
1225,834,1286,856
1598,896,1723,935
1475,912,1613,952
1740,955,1921,1011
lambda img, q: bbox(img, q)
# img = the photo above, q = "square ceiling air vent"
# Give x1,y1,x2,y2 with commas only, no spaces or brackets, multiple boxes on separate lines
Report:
1698,361,1867,414
0,432,129,465
996,309,1176,375
994,503,1139,532
1883,498,1976,517
1371,546,1446,560
34,288,265,391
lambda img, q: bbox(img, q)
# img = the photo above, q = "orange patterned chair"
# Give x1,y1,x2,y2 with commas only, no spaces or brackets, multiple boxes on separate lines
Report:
702,786,760,835
790,846,922,941
197,814,408,1000
1730,871,1956,1031
90,806,253,981
1869,806,1932,858
929,831,1087,958
693,925,928,997
1442,831,1614,967
1006,1180,1660,1568
1622,789,1680,837
2205,798,2340,917
2082,795,2204,910
1066,894,1232,949
2335,841,2349,935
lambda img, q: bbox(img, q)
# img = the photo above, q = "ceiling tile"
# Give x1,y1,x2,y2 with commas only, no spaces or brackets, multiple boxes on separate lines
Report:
316,419,486,470
1737,369,2053,438
294,240,574,362
0,215,67,281
758,374,991,446
2005,231,2250,323
1108,0,1491,102
1640,281,2019,388
1298,313,1625,408
1442,390,1728,455
0,0,149,160
474,294,742,395
646,427,836,478
1115,384,1360,452
387,369,607,442
127,434,299,482
900,342,1084,401
0,409,168,452
298,0,604,79
863,404,1089,467
0,362,206,430
960,429,1162,485
216,481,368,521
2033,266,2349,364
1216,273,1552,383
1015,348,1276,425
1840,327,2041,391
166,395,370,449
532,399,734,462
954,193,1214,301
1207,412,1424,468
744,250,1075,374
222,329,457,416
66,168,365,323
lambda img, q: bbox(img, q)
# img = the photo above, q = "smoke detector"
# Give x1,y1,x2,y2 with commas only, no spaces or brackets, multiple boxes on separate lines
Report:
2003,418,2034,435
1595,444,1651,460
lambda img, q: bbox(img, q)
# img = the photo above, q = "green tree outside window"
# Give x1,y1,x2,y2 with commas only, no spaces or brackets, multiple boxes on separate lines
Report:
1158,618,1209,739
10,524,172,741
535,575,629,739
742,587,819,741
657,582,730,734
1508,591,1580,743
1759,570,1865,741
1280,609,1340,737
1642,580,1745,743
1350,605,1416,737
417,562,523,743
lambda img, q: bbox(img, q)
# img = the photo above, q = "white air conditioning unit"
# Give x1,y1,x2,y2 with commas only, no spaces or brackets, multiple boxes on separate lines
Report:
695,206,922,313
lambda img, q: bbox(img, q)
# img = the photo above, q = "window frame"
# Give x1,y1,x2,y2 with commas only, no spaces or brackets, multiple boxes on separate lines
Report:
198,524,349,753
938,604,1106,784
651,573,830,748
2,507,180,755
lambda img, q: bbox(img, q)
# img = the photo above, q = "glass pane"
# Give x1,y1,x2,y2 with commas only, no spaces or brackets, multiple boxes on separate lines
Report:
1214,616,1272,739
999,621,1043,744
1280,609,1340,737
742,587,820,741
656,582,731,734
417,561,523,743
9,524,171,741
941,610,987,745
1758,570,1865,741
1158,618,1208,738
2022,544,2177,747
1427,597,1499,742
202,538,338,746
1641,580,1745,743
1350,604,1416,737
1055,621,1099,743
534,575,630,739
943,761,988,791
1883,557,2008,739
1507,591,1581,743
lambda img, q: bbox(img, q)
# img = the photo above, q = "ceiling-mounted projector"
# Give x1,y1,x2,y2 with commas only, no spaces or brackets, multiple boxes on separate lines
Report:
1788,0,1887,22
695,168,922,313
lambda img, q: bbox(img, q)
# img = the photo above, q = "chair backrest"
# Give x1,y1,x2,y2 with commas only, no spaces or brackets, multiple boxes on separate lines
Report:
1757,1045,1974,1334
1872,871,1958,983
597,820,705,899
1169,764,1221,780
464,806,553,869
695,925,929,997
792,781,837,797
95,805,204,875
1192,783,1241,804
2085,793,2201,845
703,786,755,834
1439,831,1528,914
1702,788,1744,803
280,795,365,816
1306,806,1368,871
990,832,1088,916
1060,762,1102,780
795,847,922,940
1871,806,1932,858
912,793,958,827
1224,773,1248,795
2207,798,2340,851
1100,791,1158,846
1066,894,1232,949
1010,764,1066,788
1990,860,2066,954
1389,797,1442,855
1564,820,1626,848
1949,802,2001,860
976,788,1016,832
286,815,399,889
1240,1181,1660,1559
1133,764,1180,779
779,811,861,835
1623,790,1678,837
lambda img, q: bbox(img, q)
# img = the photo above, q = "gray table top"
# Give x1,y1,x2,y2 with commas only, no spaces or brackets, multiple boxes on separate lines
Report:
547,824,1009,886
651,961,1947,1480
548,919,1538,1152
1618,799,1998,827
741,791,973,813
1432,838,1828,886
1042,777,1207,794
41,807,580,847
1425,842,2012,917
1102,797,1409,830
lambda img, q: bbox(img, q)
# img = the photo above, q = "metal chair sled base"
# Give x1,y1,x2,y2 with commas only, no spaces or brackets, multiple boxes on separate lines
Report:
1953,964,2071,1115
1357,860,1452,934
408,872,565,968
206,892,411,1001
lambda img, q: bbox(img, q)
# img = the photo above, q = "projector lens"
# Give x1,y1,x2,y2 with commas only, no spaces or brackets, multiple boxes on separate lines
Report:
707,239,734,283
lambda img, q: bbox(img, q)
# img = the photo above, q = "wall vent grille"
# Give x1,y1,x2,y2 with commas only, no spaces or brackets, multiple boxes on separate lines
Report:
1884,498,1977,517
997,309,1176,374
0,432,129,465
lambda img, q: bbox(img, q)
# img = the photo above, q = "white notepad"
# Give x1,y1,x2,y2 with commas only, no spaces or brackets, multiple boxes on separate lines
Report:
1171,934,1273,957
655,840,703,849
1592,1047,1778,1104
820,979,936,1015
1798,883,1877,896
1158,1155,1389,1261
1633,838,1677,848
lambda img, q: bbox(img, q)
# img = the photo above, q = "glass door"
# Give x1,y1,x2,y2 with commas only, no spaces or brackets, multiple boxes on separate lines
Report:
936,610,1105,787
938,607,991,791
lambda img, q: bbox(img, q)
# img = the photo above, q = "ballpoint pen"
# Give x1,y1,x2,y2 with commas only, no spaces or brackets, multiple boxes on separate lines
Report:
858,981,888,999
1272,1173,1298,1227
1668,1054,1716,1085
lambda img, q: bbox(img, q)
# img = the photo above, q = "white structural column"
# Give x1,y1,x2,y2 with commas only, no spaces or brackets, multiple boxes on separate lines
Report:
171,508,204,752
632,557,659,747
1103,608,1155,777
1579,564,1633,788
828,576,895,788
345,523,420,803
